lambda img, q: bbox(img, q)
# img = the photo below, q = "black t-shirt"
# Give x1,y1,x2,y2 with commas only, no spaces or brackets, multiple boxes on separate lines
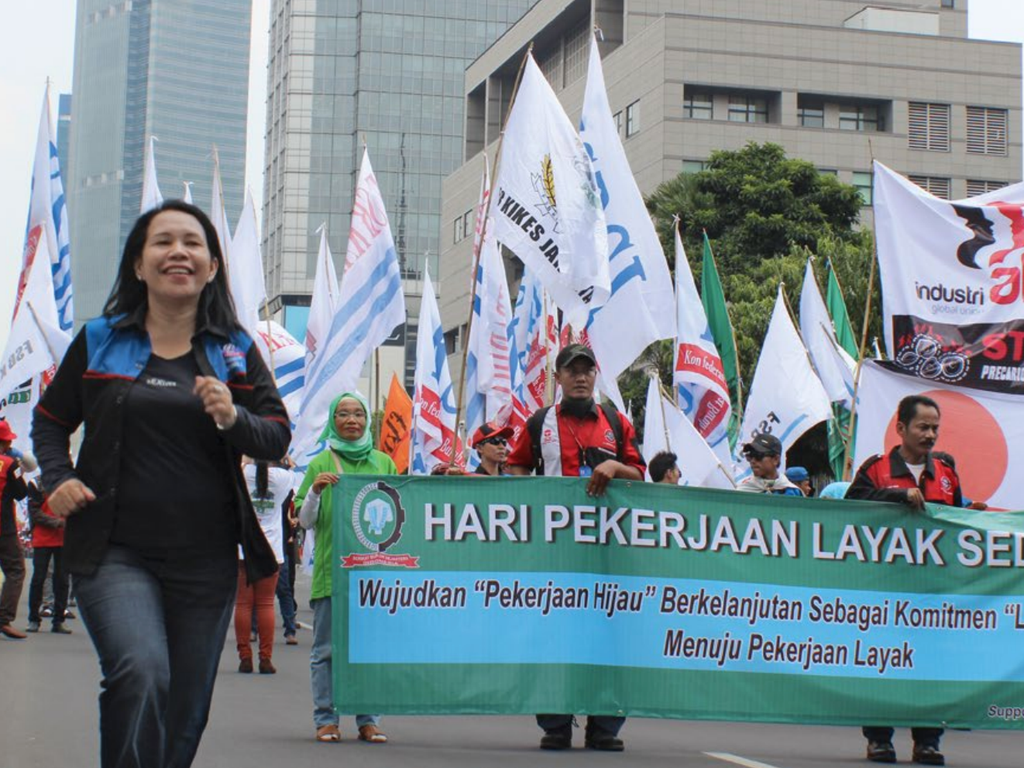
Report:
0,461,27,538
111,353,236,553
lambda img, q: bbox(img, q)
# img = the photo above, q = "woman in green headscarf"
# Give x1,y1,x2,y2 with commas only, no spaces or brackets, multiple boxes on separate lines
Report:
295,392,396,744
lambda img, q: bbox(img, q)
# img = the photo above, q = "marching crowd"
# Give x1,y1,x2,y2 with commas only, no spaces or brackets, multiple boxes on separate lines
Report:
0,201,972,767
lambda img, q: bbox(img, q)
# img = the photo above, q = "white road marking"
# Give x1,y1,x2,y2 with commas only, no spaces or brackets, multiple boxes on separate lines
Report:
704,752,783,768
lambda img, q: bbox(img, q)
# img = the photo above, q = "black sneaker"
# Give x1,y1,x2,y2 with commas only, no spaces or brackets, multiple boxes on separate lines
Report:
584,728,625,752
539,727,572,750
866,741,896,763
912,744,945,766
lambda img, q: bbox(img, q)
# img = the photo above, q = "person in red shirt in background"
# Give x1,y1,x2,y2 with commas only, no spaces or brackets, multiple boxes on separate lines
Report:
0,420,30,640
505,344,645,753
26,482,71,634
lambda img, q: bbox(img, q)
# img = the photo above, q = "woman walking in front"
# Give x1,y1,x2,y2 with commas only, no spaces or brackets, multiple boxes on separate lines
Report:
32,200,290,768
296,392,394,744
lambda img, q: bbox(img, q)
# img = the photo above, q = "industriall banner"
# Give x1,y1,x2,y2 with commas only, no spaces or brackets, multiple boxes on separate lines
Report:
331,476,1024,729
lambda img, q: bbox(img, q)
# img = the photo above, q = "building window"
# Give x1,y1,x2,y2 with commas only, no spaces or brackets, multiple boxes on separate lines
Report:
818,168,838,176
908,102,950,151
852,171,873,206
626,100,640,137
684,91,713,120
444,328,459,355
614,111,623,136
682,160,707,174
798,97,824,128
453,216,464,244
839,103,884,132
966,179,1006,197
966,106,1008,155
728,95,768,123
908,175,951,199
463,210,473,241
941,0,954,7
563,20,590,85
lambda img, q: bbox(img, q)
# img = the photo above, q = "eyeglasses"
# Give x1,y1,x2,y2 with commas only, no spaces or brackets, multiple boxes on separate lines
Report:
481,437,508,447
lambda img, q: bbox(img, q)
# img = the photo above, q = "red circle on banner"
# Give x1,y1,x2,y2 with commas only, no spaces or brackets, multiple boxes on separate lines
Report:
883,390,1007,503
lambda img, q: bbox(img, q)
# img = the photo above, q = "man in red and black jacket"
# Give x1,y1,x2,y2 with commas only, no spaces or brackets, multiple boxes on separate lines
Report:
847,394,960,766
0,420,29,640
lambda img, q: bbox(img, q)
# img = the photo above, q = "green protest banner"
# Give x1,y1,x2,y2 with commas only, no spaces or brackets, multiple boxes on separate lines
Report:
332,476,1024,728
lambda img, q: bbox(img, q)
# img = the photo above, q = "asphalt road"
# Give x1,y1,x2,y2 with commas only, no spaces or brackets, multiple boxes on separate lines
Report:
2,573,1022,768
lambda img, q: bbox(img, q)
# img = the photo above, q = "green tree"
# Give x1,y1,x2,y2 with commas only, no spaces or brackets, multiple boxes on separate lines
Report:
621,142,877,443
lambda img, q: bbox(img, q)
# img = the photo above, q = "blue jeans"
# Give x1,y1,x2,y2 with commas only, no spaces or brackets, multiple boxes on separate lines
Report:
75,545,237,768
276,552,297,636
310,597,379,729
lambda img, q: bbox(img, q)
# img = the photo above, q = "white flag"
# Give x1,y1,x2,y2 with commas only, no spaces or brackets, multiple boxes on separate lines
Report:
799,259,856,408
492,53,609,329
210,146,232,260
25,88,73,333
510,265,558,413
253,321,306,424
672,227,733,467
291,148,405,465
737,286,832,480
465,163,514,462
410,266,463,475
306,224,340,363
580,37,674,379
0,234,69,404
140,136,163,213
183,181,194,204
227,188,266,337
641,376,729,488
873,161,1024,393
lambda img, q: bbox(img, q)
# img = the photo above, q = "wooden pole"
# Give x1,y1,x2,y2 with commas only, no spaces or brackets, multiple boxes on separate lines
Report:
450,45,533,467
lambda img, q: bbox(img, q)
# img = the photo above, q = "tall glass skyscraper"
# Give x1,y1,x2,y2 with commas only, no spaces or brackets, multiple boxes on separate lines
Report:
262,0,537,384
66,0,252,323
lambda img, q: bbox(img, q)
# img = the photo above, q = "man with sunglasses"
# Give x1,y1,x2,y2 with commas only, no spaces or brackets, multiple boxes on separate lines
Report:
737,434,804,496
470,423,513,476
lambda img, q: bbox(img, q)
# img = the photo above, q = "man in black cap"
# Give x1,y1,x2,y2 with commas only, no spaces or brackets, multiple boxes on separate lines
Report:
737,434,804,496
506,343,645,752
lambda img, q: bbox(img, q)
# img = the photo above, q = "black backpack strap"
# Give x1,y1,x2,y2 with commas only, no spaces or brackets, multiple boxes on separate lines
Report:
599,402,624,461
526,406,551,476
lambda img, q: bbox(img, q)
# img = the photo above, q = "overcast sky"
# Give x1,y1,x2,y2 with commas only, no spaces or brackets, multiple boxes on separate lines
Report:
0,0,1021,347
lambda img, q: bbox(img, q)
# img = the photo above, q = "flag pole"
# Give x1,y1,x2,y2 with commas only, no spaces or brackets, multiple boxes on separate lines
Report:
24,302,60,363
652,372,671,452
842,141,880,480
450,44,533,468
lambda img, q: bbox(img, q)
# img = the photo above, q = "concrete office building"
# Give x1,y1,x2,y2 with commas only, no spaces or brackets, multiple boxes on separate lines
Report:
438,0,1022,345
261,0,536,389
66,0,252,324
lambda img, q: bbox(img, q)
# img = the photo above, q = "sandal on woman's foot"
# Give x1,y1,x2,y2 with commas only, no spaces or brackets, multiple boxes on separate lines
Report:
316,724,341,742
358,724,388,744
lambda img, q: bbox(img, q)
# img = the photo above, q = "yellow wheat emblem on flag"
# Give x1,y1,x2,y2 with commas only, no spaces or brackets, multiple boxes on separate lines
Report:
541,154,556,209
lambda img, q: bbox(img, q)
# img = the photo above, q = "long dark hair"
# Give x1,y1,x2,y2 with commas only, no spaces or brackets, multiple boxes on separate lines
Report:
103,199,241,331
255,460,270,499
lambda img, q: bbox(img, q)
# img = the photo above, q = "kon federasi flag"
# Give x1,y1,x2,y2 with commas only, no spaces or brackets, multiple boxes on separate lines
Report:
410,266,463,475
579,37,674,380
736,286,831,480
291,149,405,465
874,161,1024,394
493,52,609,329
0,233,69,403
464,158,514,463
672,226,732,466
853,361,1024,510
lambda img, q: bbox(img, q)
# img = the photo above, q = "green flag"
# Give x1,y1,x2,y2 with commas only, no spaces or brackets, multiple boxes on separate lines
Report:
700,232,741,448
825,260,859,360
